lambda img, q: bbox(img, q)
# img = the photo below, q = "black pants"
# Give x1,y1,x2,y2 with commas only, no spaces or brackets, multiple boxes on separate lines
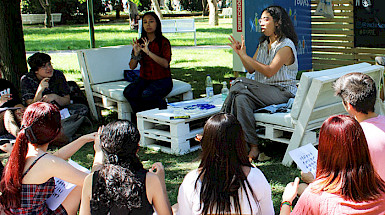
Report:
123,77,173,114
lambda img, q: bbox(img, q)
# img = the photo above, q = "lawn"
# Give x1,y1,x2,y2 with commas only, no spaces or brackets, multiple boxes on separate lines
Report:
20,17,300,214
23,17,232,51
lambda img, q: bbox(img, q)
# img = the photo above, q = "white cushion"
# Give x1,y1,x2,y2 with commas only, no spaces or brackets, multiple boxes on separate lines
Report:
290,63,371,120
254,112,293,128
92,79,192,102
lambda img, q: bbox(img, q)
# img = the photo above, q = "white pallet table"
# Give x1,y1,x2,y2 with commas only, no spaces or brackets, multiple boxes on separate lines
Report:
137,95,223,155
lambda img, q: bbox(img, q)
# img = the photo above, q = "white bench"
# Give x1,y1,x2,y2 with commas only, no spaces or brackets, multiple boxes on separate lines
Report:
77,45,193,121
219,8,232,18
253,63,385,166
138,19,197,46
22,13,62,26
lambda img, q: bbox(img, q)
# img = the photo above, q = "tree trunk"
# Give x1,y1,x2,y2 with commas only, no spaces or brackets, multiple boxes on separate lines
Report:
115,0,122,19
39,0,52,28
151,0,163,20
202,0,208,16
208,0,218,26
0,0,28,88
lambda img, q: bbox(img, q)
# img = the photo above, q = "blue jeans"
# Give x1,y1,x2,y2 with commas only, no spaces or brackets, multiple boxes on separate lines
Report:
123,77,173,114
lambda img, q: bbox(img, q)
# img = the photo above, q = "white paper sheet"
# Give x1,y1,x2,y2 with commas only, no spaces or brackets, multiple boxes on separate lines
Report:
60,108,70,119
46,159,90,210
289,143,318,177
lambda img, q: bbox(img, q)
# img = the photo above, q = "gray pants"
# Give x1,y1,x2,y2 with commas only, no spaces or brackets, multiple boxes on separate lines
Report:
221,77,294,146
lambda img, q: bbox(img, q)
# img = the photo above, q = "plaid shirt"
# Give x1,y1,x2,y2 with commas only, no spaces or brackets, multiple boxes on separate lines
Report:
10,177,68,214
137,37,172,80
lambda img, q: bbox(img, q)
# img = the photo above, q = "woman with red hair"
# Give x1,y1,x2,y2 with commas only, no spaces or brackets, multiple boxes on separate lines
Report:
280,115,385,214
0,102,100,214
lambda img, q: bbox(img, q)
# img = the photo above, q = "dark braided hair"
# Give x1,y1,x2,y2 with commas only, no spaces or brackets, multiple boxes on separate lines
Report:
90,120,145,212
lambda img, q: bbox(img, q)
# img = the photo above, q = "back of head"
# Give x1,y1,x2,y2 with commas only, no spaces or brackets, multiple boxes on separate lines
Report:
198,113,253,214
333,72,376,114
91,120,145,212
314,115,385,202
0,102,61,209
260,5,298,46
27,52,51,72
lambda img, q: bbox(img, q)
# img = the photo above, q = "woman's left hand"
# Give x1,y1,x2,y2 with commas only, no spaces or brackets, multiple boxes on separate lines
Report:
140,37,150,55
282,177,300,203
80,132,97,143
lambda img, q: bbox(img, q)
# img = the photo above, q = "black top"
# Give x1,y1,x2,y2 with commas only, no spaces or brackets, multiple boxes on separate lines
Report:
0,79,22,108
91,168,154,215
20,70,70,104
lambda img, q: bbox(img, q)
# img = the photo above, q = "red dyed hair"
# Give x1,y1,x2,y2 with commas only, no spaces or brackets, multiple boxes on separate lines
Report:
0,102,61,211
312,115,385,202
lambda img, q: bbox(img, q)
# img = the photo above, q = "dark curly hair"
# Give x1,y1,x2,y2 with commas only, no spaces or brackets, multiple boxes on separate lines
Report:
90,120,145,212
27,52,51,72
259,5,298,46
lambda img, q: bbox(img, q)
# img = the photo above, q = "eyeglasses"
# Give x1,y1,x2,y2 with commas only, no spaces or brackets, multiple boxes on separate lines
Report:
258,17,270,24
41,62,53,69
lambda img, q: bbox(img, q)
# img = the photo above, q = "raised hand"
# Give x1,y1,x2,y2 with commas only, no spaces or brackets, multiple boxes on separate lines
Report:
140,37,150,55
132,38,141,55
228,35,247,57
0,93,12,106
149,162,165,181
37,78,50,93
282,177,300,203
94,126,103,153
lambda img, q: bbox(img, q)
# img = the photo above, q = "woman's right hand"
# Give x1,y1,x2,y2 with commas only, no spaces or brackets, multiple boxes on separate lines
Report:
228,35,247,57
94,126,103,153
132,38,141,56
150,162,165,181
282,177,300,203
37,77,50,93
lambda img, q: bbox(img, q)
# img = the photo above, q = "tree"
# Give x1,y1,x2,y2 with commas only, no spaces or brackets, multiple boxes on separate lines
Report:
208,0,218,26
202,0,208,16
39,0,53,28
0,0,28,88
151,0,163,19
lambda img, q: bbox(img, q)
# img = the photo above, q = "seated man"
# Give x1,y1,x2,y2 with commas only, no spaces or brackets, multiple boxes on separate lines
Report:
21,52,88,116
334,72,385,180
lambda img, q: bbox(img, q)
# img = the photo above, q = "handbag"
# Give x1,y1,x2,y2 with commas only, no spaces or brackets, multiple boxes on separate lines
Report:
124,69,140,82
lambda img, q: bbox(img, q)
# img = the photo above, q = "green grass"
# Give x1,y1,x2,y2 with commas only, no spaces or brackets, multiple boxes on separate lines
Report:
20,19,300,214
23,17,232,51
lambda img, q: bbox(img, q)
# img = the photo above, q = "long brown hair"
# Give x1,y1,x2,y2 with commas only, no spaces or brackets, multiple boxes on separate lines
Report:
196,113,256,214
312,115,385,202
0,102,61,210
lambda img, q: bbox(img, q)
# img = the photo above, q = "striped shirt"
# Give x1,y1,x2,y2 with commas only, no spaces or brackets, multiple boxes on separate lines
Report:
252,37,298,96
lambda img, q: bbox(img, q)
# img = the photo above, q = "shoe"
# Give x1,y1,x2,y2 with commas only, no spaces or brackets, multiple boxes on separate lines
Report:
257,153,271,162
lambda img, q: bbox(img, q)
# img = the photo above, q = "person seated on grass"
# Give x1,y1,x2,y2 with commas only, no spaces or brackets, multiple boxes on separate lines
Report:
0,57,25,138
224,5,298,161
0,102,100,214
334,72,385,180
79,120,172,215
280,115,385,215
21,52,88,116
176,113,274,215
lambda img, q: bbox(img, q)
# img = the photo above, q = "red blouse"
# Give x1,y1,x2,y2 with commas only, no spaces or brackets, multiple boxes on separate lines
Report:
138,37,172,80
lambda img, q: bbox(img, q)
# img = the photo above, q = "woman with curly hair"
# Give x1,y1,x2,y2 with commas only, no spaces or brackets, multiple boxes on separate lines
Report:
79,120,172,215
224,5,298,161
177,113,274,215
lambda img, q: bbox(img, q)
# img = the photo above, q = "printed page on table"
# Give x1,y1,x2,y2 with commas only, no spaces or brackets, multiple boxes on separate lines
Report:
289,143,318,178
46,159,91,210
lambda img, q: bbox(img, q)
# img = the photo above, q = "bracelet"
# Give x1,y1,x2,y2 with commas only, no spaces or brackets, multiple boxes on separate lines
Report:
131,52,142,61
280,201,293,212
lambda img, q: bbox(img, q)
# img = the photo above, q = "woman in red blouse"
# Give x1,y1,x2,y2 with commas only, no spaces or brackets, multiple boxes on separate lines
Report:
124,12,173,116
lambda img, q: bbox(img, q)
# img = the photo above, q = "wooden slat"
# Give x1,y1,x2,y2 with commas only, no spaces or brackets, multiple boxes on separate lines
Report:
313,59,355,65
312,29,353,35
313,53,355,60
312,35,354,41
311,17,353,22
312,41,354,47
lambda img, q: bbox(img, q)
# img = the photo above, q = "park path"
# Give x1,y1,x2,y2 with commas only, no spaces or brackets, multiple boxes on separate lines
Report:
26,45,230,55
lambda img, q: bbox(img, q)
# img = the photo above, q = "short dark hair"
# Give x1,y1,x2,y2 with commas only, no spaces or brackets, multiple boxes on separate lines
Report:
27,52,51,72
333,72,376,114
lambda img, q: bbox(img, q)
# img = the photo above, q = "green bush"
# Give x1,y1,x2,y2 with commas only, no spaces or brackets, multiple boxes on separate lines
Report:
21,0,104,24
